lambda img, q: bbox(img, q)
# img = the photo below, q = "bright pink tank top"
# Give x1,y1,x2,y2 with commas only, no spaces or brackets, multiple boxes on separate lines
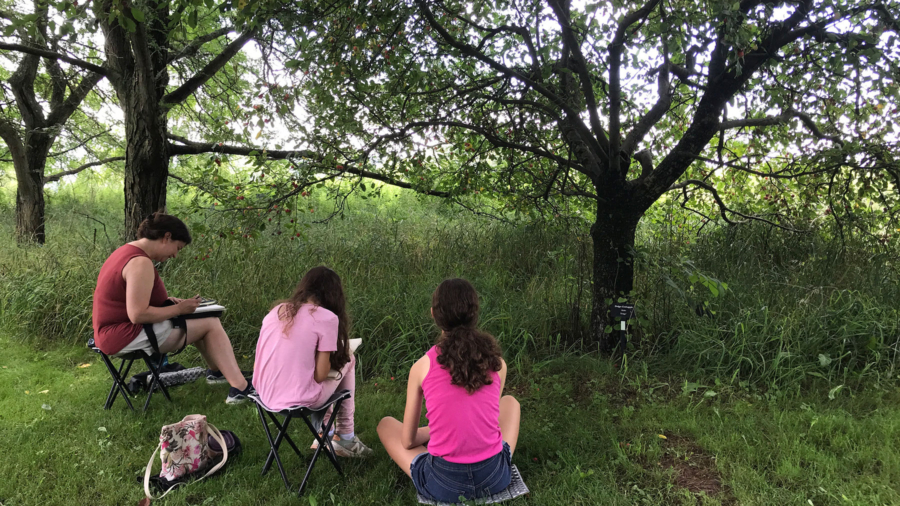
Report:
422,345,503,464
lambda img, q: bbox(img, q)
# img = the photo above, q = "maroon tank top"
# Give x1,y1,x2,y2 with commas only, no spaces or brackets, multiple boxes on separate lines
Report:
92,244,168,354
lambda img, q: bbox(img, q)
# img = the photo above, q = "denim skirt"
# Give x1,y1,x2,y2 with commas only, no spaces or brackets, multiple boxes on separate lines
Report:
410,442,512,503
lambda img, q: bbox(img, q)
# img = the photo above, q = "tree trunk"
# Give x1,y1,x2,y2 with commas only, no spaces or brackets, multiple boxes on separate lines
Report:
101,1,171,241
15,147,49,244
589,202,643,351
6,131,53,245
122,95,169,241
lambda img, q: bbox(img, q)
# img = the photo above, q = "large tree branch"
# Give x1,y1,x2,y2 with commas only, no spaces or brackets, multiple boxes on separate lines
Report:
166,135,452,198
43,156,125,183
720,107,844,145
621,62,672,156
167,28,234,64
668,178,801,231
8,50,43,127
547,0,611,157
0,43,109,76
608,0,662,178
46,71,105,126
402,120,581,172
415,0,606,167
636,0,823,202
0,117,26,166
162,31,254,105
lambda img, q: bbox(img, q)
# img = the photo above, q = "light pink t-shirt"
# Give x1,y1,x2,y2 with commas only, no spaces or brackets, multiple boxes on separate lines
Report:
253,303,338,411
423,346,503,464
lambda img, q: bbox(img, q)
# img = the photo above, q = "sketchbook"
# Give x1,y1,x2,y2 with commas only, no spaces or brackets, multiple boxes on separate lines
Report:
193,304,226,314
326,338,362,379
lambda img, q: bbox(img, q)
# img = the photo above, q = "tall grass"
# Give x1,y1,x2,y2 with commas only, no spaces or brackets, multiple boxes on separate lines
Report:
634,218,900,390
2,181,898,390
0,185,585,377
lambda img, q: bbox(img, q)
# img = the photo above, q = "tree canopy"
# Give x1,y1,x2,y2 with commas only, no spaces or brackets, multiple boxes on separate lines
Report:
1,0,897,346
258,0,899,345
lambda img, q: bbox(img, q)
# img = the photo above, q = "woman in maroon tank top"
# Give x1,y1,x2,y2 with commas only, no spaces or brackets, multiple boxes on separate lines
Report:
92,212,253,404
377,279,521,502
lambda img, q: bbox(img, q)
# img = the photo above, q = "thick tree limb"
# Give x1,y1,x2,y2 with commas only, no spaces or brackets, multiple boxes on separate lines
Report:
403,120,577,169
167,28,234,64
547,0,611,157
415,0,605,168
0,43,109,75
720,107,844,145
668,178,802,231
633,149,654,180
608,0,662,177
8,50,43,127
621,64,672,156
43,156,125,183
166,135,453,198
163,31,254,105
46,72,105,126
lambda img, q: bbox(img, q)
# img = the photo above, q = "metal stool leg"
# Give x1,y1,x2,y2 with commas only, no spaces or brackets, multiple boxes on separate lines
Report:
142,354,172,412
257,404,293,492
101,355,135,411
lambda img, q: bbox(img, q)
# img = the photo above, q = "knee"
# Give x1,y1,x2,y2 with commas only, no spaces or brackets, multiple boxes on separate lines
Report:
501,395,520,412
210,317,225,331
376,416,398,436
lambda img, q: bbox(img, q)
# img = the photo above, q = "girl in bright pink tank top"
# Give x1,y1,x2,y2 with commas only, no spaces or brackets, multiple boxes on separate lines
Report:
377,279,521,503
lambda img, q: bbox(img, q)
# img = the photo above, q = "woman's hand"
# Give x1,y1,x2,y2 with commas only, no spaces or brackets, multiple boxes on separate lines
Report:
175,295,201,315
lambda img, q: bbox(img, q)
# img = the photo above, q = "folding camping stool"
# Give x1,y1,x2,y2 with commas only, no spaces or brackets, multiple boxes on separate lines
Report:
88,339,172,412
250,390,351,496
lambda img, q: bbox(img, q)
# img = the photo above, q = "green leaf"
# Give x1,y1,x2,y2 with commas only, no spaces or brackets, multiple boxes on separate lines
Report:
131,7,145,23
828,385,844,400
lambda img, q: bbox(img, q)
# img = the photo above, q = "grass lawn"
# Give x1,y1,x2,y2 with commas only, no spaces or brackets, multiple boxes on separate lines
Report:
1,333,899,506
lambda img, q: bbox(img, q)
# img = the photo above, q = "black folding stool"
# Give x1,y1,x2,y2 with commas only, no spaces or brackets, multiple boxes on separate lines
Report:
250,389,351,496
88,338,172,412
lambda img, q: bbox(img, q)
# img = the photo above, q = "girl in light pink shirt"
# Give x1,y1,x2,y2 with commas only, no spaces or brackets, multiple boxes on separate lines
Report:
253,266,371,458
377,279,521,502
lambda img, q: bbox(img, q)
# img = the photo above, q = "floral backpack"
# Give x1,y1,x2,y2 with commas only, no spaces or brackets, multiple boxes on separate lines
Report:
141,414,228,502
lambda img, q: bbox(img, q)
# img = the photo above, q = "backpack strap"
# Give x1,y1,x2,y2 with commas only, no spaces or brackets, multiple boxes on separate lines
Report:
142,316,189,357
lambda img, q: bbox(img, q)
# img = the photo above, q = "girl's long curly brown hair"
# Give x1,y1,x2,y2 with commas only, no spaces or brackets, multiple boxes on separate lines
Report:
275,266,351,371
432,278,502,394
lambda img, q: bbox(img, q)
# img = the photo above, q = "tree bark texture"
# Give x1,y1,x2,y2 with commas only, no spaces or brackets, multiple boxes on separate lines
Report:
14,134,54,244
100,0,171,241
589,200,644,351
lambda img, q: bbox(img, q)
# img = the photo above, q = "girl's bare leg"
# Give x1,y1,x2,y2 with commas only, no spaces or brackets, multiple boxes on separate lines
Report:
376,417,428,477
499,395,521,455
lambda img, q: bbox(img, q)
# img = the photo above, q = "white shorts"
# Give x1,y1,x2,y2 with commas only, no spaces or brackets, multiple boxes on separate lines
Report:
114,320,184,356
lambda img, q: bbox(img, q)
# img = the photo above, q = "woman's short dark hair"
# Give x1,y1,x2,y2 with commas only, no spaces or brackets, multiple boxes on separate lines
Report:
137,211,192,244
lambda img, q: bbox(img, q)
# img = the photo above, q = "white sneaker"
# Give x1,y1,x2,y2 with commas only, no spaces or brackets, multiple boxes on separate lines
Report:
330,436,373,458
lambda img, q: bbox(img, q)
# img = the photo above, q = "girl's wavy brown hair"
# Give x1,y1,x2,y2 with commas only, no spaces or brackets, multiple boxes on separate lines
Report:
275,266,350,371
432,278,502,394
